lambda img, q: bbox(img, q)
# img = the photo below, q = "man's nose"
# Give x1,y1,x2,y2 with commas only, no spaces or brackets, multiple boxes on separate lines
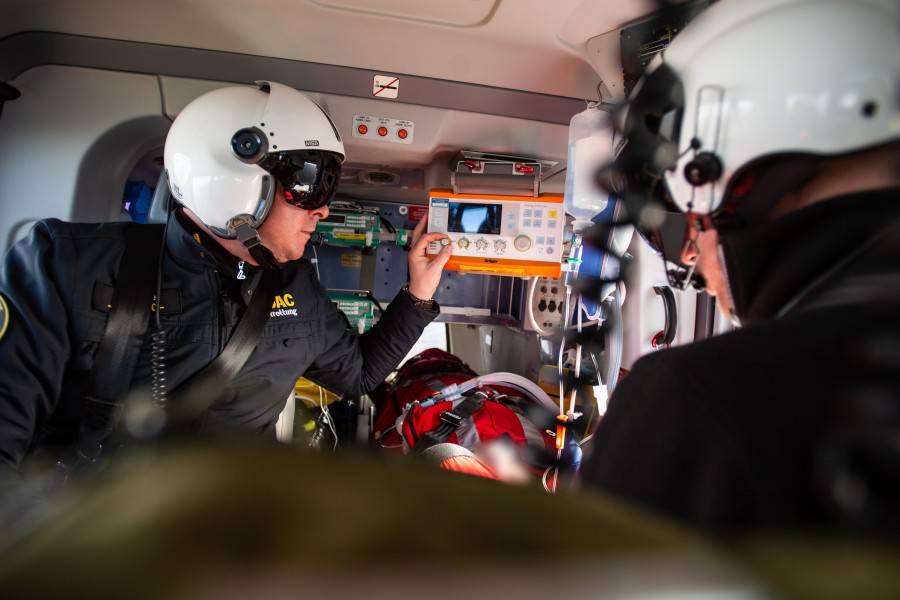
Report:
681,239,699,265
310,204,330,220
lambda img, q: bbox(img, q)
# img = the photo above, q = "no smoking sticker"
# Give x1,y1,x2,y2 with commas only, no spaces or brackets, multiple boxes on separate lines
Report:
373,75,399,99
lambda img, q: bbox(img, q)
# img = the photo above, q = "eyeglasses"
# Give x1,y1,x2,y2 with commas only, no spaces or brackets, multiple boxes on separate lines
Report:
260,151,342,211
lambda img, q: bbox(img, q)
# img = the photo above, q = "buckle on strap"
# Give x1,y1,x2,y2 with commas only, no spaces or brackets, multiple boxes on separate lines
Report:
234,222,263,251
439,410,464,428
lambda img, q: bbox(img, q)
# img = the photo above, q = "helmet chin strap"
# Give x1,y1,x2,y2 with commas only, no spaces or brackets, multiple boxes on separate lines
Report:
234,222,282,270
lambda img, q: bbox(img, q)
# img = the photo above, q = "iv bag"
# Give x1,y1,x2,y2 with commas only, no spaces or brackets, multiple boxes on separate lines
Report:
563,106,615,233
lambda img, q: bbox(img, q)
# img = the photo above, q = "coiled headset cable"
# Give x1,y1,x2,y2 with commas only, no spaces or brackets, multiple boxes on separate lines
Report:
149,201,171,410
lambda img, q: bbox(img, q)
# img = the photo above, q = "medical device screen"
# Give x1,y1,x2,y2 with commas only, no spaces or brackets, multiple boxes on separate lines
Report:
446,202,502,235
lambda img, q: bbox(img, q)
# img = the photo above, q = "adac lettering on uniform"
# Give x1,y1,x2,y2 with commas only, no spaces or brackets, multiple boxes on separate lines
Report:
0,294,9,341
270,293,297,318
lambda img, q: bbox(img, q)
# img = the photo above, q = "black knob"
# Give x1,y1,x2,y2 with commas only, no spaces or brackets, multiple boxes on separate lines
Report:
683,152,723,186
231,128,268,163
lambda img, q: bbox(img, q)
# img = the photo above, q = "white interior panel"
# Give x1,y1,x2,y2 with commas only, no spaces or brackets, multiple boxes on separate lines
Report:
0,66,164,245
0,0,655,100
620,235,699,371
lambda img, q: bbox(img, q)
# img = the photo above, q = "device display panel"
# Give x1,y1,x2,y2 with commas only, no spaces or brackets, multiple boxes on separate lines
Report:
320,214,347,225
446,202,502,235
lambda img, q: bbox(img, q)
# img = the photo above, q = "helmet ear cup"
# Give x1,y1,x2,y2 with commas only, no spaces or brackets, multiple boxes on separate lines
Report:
683,152,723,187
231,127,269,164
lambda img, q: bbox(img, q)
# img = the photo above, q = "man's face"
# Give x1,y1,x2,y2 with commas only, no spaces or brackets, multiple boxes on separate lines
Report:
256,182,329,263
681,227,734,318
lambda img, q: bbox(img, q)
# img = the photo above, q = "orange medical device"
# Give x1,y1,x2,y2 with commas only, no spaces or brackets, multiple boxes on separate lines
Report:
424,189,565,278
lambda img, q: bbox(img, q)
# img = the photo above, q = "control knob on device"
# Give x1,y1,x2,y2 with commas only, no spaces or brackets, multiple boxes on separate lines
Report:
513,234,532,252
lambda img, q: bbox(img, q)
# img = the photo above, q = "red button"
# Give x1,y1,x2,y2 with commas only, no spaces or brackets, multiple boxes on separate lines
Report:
357,124,368,135
377,126,388,137
397,128,408,140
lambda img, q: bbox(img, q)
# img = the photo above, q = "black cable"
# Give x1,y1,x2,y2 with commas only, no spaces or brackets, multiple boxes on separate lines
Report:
379,215,396,234
364,290,385,315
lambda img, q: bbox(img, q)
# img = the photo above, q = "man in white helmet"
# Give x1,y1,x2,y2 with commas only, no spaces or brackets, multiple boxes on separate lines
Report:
581,0,900,531
0,81,453,531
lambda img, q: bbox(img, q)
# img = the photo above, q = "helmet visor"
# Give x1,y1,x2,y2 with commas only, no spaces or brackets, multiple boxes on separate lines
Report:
260,150,342,211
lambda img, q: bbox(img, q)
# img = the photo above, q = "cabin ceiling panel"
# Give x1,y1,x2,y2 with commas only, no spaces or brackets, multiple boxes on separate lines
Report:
0,0,669,100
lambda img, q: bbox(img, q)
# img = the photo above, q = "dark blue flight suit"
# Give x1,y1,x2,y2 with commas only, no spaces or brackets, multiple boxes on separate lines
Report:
0,210,437,513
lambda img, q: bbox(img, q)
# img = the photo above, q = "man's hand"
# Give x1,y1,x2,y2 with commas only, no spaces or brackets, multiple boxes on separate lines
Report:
407,218,453,301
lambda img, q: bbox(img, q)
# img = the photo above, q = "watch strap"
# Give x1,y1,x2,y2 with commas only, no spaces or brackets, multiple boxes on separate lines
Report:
403,284,435,310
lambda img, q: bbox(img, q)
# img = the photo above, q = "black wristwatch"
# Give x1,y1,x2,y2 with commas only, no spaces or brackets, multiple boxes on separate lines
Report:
402,284,435,310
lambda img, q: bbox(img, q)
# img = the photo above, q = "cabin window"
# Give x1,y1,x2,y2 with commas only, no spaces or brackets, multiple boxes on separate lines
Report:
400,321,448,366
121,151,164,224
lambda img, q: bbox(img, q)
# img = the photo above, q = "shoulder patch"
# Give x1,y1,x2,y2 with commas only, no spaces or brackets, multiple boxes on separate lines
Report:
0,294,8,341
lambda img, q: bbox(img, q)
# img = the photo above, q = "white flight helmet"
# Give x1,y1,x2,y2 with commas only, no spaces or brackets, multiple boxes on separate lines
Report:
164,81,344,241
618,0,900,225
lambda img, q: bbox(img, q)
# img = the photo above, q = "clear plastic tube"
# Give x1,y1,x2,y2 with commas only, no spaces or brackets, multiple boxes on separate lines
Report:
475,372,558,415
432,371,558,416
